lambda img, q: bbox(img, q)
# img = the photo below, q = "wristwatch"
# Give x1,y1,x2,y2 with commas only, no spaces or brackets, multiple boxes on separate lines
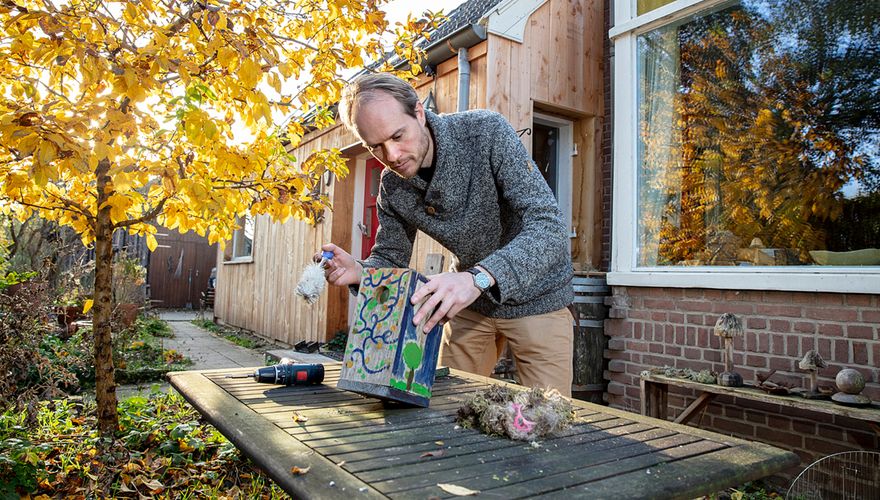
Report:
466,268,492,293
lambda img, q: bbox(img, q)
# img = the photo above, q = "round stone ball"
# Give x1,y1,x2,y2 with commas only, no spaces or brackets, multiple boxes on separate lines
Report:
835,368,866,395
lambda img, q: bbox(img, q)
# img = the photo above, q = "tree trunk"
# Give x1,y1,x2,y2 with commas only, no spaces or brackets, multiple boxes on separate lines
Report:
94,159,118,436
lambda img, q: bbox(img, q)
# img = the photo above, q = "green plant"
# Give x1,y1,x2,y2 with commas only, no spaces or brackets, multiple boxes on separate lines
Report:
0,270,37,291
0,391,286,497
137,316,173,338
728,481,782,500
325,329,348,352
191,319,264,349
113,318,192,385
220,332,260,349
191,318,221,334
0,276,87,408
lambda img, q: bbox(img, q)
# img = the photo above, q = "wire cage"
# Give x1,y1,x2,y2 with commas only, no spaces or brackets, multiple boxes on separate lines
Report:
786,451,880,500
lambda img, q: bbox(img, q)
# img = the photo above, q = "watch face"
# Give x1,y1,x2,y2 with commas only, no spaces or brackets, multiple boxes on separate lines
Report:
474,272,491,290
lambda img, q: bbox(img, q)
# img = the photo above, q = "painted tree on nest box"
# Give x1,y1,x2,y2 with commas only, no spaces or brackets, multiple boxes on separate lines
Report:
0,0,441,436
402,342,422,391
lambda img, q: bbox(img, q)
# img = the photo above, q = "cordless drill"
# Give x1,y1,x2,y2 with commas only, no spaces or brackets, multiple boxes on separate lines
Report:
226,360,325,386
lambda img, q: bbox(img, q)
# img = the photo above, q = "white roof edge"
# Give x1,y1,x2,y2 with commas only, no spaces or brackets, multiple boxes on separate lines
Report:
483,0,549,43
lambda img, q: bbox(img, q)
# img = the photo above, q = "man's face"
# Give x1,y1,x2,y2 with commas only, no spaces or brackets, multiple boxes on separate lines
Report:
353,92,432,179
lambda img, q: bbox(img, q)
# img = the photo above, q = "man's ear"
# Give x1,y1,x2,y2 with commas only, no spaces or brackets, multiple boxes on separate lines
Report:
414,101,426,125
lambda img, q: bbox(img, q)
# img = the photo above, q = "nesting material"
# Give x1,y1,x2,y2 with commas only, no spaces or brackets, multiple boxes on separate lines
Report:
295,251,333,304
295,262,326,304
456,385,574,441
644,366,716,384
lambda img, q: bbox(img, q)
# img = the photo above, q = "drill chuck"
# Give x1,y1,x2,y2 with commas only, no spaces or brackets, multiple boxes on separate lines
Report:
253,363,324,385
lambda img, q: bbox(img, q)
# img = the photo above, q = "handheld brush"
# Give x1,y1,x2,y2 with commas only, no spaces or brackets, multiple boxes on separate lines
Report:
295,250,334,304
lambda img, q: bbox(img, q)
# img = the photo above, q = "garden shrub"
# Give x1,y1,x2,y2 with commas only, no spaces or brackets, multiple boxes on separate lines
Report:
0,277,86,409
0,390,286,497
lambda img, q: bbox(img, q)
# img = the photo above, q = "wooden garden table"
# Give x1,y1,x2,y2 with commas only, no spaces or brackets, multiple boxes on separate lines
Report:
167,363,798,499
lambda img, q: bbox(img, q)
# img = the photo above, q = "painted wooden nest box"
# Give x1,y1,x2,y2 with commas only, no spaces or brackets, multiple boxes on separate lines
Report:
338,268,443,407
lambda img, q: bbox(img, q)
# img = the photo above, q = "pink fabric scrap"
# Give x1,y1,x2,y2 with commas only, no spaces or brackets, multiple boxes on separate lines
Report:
510,402,535,433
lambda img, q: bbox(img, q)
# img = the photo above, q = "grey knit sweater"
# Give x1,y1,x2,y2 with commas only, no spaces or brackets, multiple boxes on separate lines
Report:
362,109,574,319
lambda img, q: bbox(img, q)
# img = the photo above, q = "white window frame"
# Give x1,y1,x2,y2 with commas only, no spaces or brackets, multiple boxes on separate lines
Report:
226,214,254,264
607,0,880,294
533,112,574,254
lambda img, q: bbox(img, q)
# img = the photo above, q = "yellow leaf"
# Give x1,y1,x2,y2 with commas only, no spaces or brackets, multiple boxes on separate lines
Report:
215,11,229,30
237,58,262,90
82,299,93,314
438,483,479,496
217,47,238,71
146,233,158,252
123,3,139,24
17,133,41,157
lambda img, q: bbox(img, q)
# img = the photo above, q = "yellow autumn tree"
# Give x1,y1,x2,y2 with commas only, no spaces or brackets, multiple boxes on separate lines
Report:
0,0,438,435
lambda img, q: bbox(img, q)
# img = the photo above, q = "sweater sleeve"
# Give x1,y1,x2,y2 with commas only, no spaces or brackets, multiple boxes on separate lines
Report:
477,115,570,305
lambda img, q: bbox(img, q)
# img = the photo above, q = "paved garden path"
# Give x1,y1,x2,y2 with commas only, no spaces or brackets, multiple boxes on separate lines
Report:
159,310,268,370
118,310,334,399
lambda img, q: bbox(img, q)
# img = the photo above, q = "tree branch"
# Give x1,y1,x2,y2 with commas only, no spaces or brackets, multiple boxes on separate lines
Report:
113,196,170,229
45,191,96,224
11,199,93,226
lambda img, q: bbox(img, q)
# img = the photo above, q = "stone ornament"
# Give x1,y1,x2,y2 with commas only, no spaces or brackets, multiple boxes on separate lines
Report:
798,350,829,398
832,368,872,407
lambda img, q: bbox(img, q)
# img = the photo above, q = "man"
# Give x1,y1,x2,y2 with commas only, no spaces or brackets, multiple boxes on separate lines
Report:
320,73,574,396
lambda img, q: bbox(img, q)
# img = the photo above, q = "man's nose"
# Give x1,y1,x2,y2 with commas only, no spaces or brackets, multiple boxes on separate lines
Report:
384,143,401,163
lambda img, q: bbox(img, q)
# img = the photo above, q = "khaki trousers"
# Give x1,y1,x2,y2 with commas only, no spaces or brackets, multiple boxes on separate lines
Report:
439,307,574,397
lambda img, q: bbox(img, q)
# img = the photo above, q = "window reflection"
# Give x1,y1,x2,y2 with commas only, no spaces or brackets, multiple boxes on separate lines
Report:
637,0,880,267
233,215,253,259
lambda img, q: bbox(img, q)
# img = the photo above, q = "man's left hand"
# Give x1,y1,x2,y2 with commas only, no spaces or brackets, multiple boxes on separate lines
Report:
410,272,482,332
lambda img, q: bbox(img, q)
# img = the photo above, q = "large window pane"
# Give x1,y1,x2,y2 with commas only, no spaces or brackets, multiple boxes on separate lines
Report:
638,0,676,16
637,0,880,267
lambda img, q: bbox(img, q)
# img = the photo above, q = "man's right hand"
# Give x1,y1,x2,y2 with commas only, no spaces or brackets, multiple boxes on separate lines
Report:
317,243,363,287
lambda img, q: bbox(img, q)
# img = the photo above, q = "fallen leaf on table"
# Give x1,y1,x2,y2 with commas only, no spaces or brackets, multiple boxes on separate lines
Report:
438,483,479,496
420,450,445,458
291,466,311,475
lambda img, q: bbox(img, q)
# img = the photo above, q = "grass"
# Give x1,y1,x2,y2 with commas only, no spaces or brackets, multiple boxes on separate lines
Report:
191,319,265,350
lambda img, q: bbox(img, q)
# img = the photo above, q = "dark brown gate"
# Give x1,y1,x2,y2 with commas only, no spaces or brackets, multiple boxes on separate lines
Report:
147,228,217,309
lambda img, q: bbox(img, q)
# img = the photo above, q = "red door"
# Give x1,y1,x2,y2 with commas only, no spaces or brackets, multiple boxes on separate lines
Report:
361,159,383,259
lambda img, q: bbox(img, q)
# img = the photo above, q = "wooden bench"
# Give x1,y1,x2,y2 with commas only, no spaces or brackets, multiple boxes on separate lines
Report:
640,373,880,436
200,288,215,310
168,364,798,498
197,288,215,320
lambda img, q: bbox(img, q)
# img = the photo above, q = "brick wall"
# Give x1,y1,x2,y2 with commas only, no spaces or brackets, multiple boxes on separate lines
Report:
604,287,879,468
600,0,612,272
